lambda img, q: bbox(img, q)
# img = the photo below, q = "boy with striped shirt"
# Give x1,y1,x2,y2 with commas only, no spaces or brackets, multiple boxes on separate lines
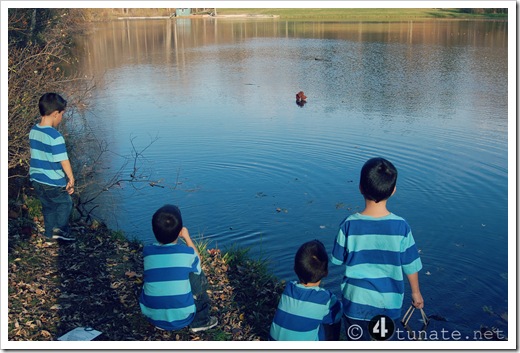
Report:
139,204,217,332
269,240,342,341
331,157,424,340
29,93,76,241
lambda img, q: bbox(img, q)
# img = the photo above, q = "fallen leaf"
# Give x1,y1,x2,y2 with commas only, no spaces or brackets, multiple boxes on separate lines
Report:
110,282,122,289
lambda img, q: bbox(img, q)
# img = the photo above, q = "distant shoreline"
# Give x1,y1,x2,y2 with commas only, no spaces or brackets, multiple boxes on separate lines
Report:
103,8,506,22
118,14,281,20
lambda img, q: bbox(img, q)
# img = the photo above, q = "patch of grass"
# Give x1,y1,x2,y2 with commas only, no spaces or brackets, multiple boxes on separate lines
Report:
195,237,211,261
81,8,507,23
222,244,252,266
211,328,232,341
23,196,41,219
216,8,507,21
109,229,126,242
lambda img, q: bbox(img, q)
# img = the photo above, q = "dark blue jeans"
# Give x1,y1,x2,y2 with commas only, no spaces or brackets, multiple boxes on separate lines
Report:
189,271,211,328
32,181,72,238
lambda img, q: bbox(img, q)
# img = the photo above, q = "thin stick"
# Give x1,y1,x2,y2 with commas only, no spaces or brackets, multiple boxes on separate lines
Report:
401,305,415,326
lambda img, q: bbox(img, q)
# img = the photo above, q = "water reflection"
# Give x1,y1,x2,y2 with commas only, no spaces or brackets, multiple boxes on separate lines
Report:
78,19,507,75
77,19,507,132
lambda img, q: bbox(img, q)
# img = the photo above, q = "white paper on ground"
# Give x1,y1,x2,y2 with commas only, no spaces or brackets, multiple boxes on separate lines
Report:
57,327,102,341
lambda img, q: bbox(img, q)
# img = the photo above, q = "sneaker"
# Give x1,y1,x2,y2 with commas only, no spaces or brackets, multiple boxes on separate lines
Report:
189,316,218,333
43,237,58,246
52,229,76,241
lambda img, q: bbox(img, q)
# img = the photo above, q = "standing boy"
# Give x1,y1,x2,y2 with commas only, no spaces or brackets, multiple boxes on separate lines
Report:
139,204,218,332
269,239,343,341
29,92,76,241
331,157,423,340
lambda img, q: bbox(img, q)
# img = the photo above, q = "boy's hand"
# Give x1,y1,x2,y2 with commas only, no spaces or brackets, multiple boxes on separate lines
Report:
66,180,75,195
407,272,424,309
411,292,424,309
178,227,191,241
60,160,74,194
178,227,200,259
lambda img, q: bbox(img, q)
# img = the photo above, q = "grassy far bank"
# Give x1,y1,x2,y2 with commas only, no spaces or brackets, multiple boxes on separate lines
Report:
214,8,507,21
90,8,508,22
7,196,285,341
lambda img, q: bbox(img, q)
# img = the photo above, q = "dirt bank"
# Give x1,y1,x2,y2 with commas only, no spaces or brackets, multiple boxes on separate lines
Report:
7,212,285,341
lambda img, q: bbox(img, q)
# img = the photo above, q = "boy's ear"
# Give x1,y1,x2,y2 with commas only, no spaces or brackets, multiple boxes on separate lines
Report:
52,110,60,118
391,186,396,196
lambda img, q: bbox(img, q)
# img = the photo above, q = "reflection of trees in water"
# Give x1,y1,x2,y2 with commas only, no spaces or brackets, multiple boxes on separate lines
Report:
74,19,509,128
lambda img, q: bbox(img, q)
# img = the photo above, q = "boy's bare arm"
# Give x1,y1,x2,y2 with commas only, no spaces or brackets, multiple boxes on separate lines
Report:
60,159,75,194
178,227,200,259
407,272,424,309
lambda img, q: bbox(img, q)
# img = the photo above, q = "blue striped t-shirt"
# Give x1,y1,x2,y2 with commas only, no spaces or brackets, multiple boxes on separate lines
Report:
29,124,69,187
331,213,422,320
269,281,342,341
139,242,201,330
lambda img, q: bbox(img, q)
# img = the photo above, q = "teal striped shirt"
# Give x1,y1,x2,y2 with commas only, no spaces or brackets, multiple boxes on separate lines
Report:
29,124,68,187
139,242,201,330
331,213,422,320
269,281,342,341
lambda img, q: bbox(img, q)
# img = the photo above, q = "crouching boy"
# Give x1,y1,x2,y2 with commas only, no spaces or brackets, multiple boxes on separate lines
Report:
139,204,218,332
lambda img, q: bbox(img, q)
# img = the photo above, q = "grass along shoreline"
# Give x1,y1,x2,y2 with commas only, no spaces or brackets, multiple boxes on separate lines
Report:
213,8,507,21
7,204,285,341
93,8,507,22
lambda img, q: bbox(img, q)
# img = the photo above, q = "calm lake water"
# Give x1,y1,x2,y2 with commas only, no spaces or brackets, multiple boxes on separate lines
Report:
74,18,509,339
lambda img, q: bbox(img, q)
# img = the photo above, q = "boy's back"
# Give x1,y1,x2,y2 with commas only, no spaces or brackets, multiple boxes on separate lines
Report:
331,157,424,340
139,241,201,330
139,204,217,332
331,212,422,320
269,240,342,341
269,280,341,341
29,124,69,186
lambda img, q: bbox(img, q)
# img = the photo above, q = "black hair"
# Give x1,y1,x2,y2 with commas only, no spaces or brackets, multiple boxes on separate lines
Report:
39,92,67,116
151,204,183,244
359,157,398,203
294,240,329,284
